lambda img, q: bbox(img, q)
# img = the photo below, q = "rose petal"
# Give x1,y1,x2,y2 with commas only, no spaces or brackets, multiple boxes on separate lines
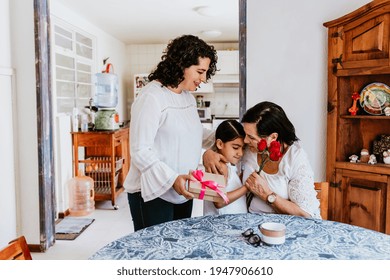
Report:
257,139,267,152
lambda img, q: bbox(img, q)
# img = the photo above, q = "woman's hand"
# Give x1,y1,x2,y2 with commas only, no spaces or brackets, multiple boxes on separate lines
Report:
245,172,312,218
172,174,194,200
202,149,228,175
245,172,272,201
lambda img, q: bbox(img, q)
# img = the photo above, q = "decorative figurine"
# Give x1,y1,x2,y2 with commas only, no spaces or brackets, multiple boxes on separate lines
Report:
383,150,390,165
348,92,360,116
360,149,370,163
385,106,390,116
368,154,377,165
349,154,359,163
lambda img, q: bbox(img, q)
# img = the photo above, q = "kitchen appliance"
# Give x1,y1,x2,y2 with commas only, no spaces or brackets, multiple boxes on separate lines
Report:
94,72,118,108
94,65,120,130
197,107,211,121
95,108,119,130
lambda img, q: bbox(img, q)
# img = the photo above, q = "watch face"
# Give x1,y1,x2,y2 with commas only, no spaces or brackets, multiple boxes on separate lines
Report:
267,193,276,204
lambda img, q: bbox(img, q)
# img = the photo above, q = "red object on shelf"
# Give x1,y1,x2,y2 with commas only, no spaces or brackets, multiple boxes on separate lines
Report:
348,92,360,116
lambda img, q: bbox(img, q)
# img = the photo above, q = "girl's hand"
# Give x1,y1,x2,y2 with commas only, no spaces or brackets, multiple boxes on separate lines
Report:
245,172,272,201
203,149,228,175
172,174,194,200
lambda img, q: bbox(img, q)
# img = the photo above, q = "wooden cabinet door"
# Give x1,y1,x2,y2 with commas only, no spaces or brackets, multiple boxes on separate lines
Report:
335,169,387,232
339,13,390,69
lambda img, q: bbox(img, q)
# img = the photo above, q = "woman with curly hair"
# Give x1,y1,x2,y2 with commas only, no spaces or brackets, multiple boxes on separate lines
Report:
124,35,218,231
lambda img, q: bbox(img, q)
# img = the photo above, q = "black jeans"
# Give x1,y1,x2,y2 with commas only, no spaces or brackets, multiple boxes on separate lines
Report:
127,192,193,231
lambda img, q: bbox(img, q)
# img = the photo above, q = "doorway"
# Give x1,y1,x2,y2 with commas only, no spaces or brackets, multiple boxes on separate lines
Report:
34,0,247,250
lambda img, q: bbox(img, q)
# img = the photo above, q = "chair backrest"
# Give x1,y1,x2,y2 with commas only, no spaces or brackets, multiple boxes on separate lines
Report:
314,182,329,220
0,236,32,260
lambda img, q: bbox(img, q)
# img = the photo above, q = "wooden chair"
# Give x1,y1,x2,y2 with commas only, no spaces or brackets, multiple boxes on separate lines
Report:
0,236,32,260
314,182,329,220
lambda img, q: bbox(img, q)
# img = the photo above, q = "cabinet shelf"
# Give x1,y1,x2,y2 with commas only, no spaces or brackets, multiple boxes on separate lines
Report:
335,161,390,175
335,67,390,77
340,115,390,120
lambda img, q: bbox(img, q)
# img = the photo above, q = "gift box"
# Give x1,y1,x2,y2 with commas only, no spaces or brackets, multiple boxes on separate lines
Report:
188,171,228,203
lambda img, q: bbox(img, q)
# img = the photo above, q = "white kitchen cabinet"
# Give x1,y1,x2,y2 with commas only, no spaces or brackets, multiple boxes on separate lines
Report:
216,50,239,75
201,122,213,130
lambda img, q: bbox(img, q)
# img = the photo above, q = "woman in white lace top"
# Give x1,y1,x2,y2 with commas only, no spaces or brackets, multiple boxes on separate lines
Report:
241,101,321,219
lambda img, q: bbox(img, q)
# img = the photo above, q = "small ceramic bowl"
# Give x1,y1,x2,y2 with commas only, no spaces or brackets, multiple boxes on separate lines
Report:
259,222,286,245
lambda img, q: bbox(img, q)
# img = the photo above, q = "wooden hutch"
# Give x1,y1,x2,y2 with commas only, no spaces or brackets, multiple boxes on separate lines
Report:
324,0,390,233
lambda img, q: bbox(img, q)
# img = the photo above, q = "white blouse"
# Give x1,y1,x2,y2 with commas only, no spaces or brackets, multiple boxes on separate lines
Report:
242,142,321,219
203,163,248,215
124,81,214,204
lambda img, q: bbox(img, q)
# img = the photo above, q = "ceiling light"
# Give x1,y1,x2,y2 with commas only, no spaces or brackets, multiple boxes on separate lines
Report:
194,6,220,17
201,30,222,38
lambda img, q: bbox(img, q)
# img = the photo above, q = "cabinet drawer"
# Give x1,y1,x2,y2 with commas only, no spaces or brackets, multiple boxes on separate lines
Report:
75,134,112,146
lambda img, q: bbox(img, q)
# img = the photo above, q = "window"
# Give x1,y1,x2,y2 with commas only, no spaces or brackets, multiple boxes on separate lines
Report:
51,19,96,114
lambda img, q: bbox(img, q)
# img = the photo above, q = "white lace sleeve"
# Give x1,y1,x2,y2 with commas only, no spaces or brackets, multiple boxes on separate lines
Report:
288,148,321,219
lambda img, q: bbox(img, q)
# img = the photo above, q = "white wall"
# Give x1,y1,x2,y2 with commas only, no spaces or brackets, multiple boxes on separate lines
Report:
247,0,370,181
0,0,11,67
9,0,40,245
0,69,17,246
0,0,17,247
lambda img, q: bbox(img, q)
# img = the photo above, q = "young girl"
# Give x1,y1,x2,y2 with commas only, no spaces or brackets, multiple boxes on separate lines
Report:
203,120,248,215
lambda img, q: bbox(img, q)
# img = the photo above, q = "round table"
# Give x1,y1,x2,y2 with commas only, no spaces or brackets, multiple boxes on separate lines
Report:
90,213,390,260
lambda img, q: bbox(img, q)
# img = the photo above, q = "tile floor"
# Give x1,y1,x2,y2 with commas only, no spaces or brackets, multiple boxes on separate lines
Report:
31,193,204,260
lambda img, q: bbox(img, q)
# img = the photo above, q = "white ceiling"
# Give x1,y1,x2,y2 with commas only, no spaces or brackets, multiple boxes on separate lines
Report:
54,0,239,44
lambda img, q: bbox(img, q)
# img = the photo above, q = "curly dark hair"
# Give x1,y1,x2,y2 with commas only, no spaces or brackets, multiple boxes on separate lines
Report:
241,101,299,146
148,35,218,88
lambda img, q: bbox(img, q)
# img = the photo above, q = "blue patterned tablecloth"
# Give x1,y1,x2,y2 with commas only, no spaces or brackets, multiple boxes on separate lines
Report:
90,213,390,260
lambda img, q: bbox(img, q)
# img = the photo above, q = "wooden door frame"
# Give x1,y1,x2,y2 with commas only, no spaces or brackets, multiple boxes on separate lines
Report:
34,0,56,251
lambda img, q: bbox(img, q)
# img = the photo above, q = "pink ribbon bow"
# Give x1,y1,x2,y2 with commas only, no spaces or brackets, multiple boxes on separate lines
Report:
191,170,229,204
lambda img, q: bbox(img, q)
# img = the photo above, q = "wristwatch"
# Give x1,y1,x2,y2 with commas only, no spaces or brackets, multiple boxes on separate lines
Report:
267,192,277,205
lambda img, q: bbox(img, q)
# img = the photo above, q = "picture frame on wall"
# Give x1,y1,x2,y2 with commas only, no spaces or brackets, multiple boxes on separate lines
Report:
134,73,150,99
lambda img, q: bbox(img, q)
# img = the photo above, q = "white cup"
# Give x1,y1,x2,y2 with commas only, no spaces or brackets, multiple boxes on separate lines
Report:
259,222,286,245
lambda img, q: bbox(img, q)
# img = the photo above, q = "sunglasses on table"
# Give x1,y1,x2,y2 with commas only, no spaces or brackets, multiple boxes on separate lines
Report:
242,228,262,247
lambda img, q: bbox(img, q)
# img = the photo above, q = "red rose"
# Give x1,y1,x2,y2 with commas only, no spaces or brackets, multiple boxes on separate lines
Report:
268,141,282,161
257,139,283,174
257,139,267,152
269,140,280,152
269,149,282,161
